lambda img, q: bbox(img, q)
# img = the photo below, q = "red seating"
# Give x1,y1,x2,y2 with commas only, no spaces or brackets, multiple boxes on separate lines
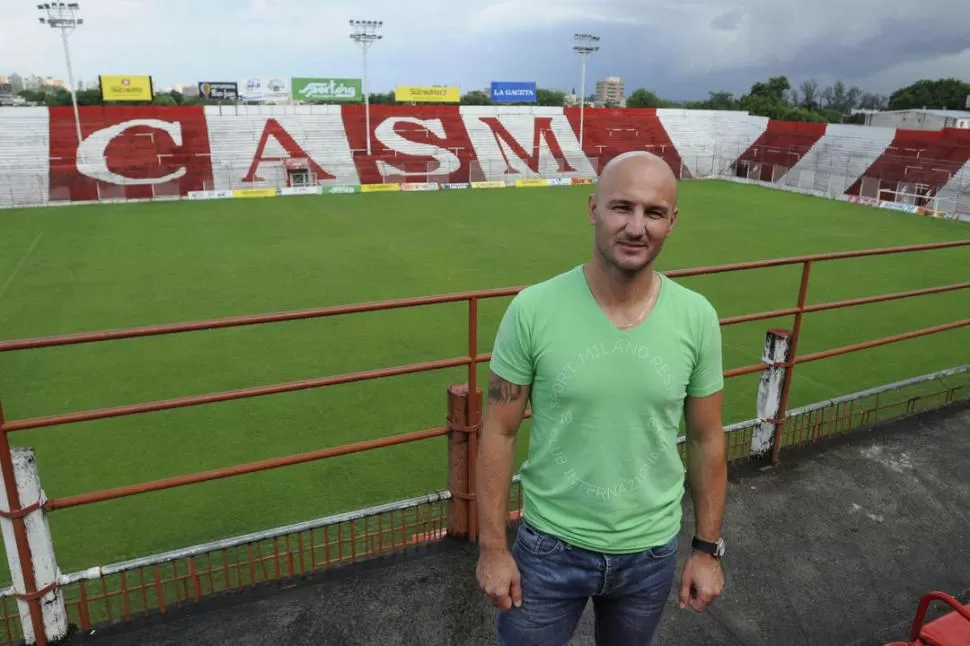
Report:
886,591,970,646
565,107,684,177
847,129,970,202
736,121,828,182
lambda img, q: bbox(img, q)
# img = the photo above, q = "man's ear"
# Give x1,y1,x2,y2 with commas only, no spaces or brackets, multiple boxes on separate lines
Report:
588,192,598,225
667,206,679,234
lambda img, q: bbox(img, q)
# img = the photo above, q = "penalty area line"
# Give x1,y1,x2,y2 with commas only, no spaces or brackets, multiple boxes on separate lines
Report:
0,232,43,304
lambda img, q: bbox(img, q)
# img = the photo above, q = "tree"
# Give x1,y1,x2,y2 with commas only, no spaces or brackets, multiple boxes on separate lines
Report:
535,88,565,106
799,79,819,110
626,88,662,108
460,90,491,105
889,78,970,110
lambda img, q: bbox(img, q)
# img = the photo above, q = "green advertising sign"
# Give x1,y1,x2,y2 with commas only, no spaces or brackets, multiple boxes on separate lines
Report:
291,77,363,103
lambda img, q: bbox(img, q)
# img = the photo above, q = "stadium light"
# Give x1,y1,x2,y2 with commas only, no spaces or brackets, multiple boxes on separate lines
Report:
38,2,84,146
573,33,600,152
350,19,383,156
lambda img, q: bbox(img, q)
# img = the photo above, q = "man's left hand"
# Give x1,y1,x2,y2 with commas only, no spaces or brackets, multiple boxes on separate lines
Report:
678,552,724,612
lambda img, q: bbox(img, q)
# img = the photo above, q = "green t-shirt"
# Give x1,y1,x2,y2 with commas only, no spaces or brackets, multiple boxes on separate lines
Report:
489,265,724,554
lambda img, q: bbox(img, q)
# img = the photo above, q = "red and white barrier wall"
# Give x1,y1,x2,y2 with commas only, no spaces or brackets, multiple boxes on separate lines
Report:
1,105,968,218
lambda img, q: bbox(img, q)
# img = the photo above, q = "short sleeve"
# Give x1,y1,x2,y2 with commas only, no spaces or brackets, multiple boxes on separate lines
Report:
687,301,724,398
489,293,535,386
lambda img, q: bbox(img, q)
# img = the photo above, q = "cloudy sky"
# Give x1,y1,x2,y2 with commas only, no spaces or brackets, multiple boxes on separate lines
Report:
2,0,968,100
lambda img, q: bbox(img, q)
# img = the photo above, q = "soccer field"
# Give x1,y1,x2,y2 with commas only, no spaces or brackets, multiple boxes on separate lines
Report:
0,181,967,578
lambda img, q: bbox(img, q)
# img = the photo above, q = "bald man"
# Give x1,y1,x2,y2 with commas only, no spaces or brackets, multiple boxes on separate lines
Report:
476,152,727,646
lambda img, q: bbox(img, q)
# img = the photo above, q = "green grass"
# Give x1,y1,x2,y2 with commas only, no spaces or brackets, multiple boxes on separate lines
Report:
0,181,967,581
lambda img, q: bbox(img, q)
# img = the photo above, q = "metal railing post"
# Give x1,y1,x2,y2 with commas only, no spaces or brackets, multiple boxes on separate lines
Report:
0,403,50,646
751,329,793,460
770,261,813,465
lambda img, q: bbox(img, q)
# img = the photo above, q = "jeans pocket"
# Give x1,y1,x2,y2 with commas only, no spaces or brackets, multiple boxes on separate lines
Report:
647,535,679,560
515,521,567,557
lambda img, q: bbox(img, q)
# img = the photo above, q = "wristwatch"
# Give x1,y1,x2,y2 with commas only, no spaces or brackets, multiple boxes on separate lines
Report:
691,536,725,559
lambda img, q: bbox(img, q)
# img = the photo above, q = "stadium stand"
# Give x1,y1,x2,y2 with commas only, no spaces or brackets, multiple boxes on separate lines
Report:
0,107,49,206
656,108,770,178
735,120,827,183
1,105,969,220
846,127,970,206
563,107,684,177
785,124,898,197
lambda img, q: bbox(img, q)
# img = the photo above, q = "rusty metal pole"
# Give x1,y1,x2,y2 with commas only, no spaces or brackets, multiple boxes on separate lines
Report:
466,298,481,543
446,384,472,539
770,261,812,465
0,403,48,646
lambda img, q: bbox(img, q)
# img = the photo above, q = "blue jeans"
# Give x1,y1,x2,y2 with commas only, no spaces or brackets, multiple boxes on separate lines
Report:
497,519,679,646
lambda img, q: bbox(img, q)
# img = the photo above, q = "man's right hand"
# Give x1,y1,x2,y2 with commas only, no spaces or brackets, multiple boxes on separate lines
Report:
476,547,522,610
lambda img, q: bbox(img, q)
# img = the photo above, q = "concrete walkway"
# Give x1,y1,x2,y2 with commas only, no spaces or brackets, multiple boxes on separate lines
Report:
70,401,970,646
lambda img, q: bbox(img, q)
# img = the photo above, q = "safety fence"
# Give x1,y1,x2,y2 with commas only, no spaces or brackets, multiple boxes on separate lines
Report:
0,240,968,644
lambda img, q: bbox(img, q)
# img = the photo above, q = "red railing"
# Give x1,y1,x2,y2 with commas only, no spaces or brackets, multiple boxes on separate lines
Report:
0,239,968,645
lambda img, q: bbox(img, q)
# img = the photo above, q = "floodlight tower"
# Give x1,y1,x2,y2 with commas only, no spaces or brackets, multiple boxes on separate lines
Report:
350,19,383,156
573,33,600,152
38,2,84,146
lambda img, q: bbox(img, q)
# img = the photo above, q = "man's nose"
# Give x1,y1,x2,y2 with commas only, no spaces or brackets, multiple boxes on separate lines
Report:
624,211,648,236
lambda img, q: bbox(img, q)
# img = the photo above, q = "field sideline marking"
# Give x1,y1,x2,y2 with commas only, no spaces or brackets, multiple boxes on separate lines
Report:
0,232,42,303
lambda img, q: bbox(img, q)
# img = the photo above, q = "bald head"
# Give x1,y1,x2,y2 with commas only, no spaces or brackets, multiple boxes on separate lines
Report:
595,151,678,204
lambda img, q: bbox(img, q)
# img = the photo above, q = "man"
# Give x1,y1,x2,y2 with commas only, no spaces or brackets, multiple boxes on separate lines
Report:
475,151,727,646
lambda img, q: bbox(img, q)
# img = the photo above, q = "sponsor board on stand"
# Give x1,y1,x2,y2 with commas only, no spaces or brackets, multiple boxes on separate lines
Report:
188,190,233,200
400,182,440,192
471,181,506,189
571,177,596,185
490,82,538,104
515,178,551,188
442,183,470,190
395,86,461,103
323,185,361,194
361,183,402,193
232,188,278,199
280,186,322,196
292,78,362,103
547,178,572,186
199,82,238,102
99,75,154,102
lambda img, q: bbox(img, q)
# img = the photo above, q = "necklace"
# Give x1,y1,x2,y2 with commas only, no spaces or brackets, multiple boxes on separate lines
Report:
615,273,661,329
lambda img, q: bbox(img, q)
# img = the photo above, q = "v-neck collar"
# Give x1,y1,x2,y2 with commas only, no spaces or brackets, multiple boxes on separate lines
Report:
576,264,667,334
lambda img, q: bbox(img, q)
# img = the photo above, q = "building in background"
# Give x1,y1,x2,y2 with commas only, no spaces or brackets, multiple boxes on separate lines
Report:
595,76,625,107
864,108,970,130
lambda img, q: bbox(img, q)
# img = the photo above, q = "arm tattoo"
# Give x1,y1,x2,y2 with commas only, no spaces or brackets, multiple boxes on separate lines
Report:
488,373,525,404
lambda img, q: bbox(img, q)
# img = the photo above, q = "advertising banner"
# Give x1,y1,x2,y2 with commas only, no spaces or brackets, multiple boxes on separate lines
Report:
395,86,461,103
239,77,290,103
280,186,322,196
292,78,363,103
361,183,401,193
400,182,440,192
471,181,506,189
199,82,239,102
188,190,233,200
515,178,551,188
99,75,153,102
571,177,596,185
878,201,918,213
442,183,470,190
490,82,537,104
323,185,361,194
547,178,572,186
232,188,278,199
